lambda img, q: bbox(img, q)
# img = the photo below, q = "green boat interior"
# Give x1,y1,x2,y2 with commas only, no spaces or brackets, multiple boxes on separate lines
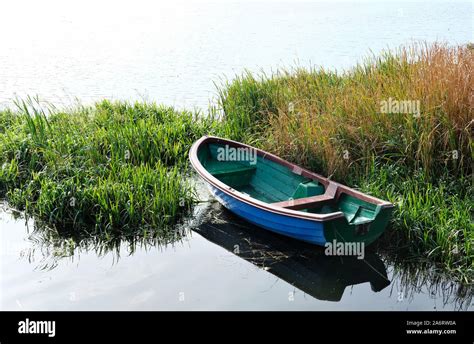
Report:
197,142,381,225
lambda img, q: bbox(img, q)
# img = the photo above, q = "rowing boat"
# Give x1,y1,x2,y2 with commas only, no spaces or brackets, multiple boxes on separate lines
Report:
189,136,394,246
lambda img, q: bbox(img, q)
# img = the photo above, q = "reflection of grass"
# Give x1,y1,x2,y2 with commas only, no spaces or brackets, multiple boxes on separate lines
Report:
21,217,190,271
380,253,473,310
0,98,216,234
215,43,473,282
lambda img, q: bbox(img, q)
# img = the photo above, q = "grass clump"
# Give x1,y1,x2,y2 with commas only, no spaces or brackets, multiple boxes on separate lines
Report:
357,165,473,283
216,42,473,281
0,99,216,234
218,43,472,180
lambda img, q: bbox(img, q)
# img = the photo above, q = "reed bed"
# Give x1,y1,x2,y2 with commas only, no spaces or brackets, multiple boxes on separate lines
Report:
0,99,216,234
216,43,473,281
218,43,472,179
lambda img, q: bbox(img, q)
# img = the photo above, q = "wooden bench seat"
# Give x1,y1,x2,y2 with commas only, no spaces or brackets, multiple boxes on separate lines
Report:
206,161,257,177
272,183,338,210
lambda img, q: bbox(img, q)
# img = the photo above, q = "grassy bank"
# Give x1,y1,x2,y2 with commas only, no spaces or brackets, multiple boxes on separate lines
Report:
0,42,472,282
216,43,473,282
0,99,216,234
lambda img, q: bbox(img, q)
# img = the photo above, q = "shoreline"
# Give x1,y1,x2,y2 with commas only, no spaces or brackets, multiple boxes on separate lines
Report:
0,43,472,284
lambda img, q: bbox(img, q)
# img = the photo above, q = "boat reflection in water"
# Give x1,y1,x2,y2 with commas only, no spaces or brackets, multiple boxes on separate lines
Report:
192,202,391,302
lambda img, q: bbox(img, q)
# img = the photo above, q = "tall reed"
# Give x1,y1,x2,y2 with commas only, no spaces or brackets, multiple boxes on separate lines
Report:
217,43,472,181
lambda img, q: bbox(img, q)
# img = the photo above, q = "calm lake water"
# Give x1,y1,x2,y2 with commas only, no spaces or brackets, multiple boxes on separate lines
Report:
1,1,473,310
1,181,472,311
0,1,472,109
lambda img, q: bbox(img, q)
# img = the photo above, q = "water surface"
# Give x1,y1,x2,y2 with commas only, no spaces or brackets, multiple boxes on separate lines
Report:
1,189,472,310
1,1,472,109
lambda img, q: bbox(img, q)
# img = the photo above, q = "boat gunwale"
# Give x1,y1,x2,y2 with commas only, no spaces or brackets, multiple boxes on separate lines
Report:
189,135,394,223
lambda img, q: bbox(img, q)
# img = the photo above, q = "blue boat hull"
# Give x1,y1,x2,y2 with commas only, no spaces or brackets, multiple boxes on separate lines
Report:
209,185,327,245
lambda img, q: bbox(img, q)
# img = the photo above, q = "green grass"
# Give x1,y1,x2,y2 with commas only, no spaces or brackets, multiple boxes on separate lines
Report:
0,98,217,234
357,165,473,284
